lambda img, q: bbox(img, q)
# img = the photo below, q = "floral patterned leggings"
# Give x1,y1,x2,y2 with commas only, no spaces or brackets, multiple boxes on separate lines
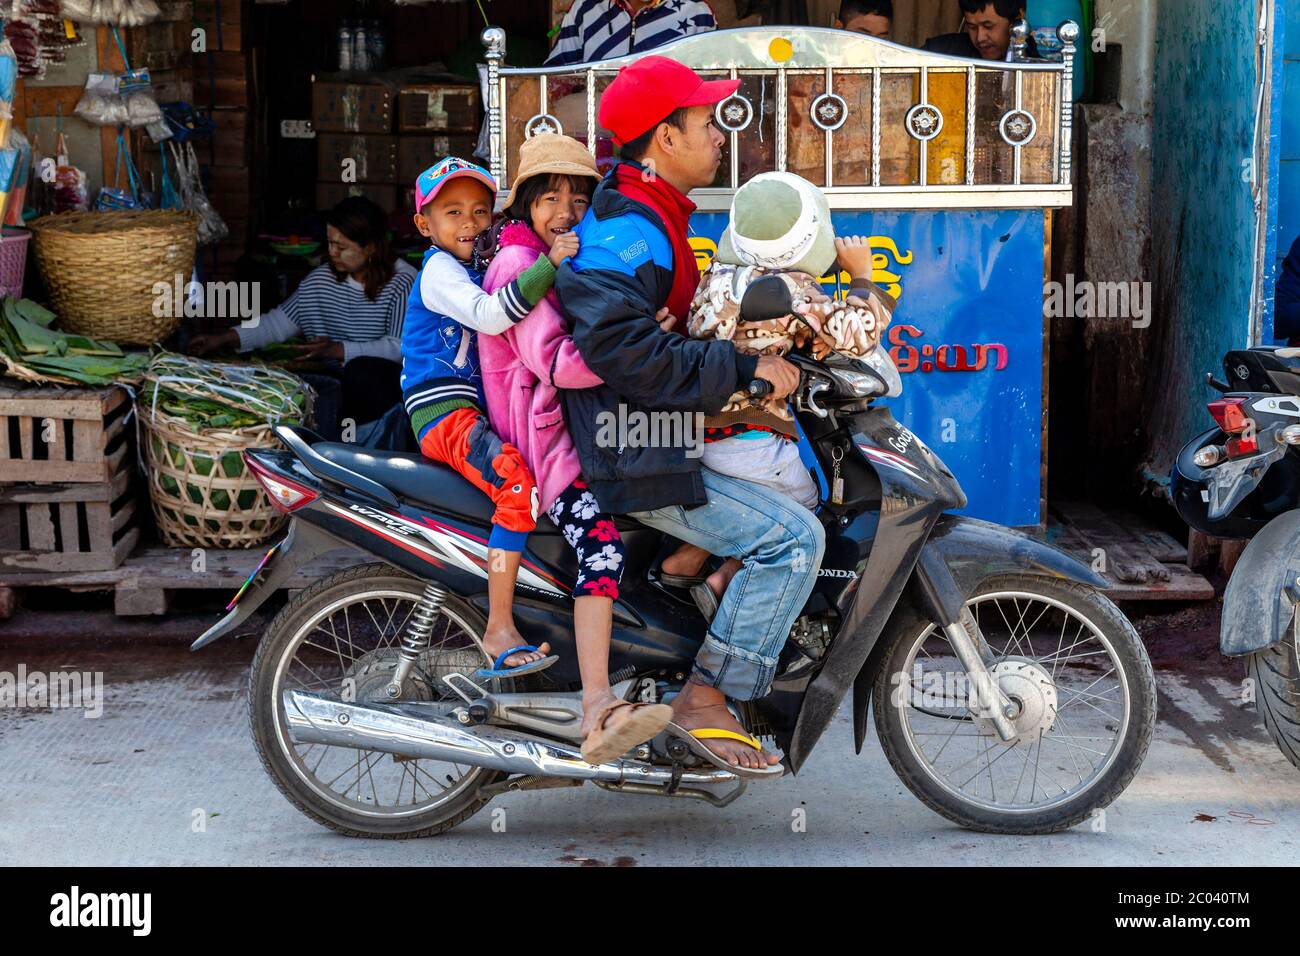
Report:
545,479,625,601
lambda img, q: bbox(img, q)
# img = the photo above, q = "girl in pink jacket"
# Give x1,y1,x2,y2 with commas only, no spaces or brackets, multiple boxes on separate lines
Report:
478,133,671,765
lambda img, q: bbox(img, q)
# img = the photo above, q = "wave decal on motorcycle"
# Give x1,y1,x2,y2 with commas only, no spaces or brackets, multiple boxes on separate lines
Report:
321,501,568,597
856,443,928,483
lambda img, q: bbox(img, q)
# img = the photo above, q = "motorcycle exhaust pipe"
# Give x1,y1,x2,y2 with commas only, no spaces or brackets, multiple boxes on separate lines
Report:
283,689,735,787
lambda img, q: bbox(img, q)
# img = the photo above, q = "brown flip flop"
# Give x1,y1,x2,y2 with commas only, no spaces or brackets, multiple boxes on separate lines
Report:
580,700,673,765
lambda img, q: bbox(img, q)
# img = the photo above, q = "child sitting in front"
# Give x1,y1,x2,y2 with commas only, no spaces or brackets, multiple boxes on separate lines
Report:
401,156,571,678
659,171,895,618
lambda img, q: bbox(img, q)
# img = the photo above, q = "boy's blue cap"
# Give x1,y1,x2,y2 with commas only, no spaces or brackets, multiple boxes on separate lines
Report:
415,156,497,212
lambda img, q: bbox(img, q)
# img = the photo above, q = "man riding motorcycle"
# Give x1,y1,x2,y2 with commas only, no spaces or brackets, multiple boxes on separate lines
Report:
556,56,823,773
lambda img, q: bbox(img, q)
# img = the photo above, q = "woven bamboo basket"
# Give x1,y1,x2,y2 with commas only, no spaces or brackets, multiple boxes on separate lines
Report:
141,407,287,549
30,210,200,346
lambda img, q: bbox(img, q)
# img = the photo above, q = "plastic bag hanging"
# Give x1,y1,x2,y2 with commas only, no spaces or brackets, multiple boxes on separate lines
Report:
74,30,162,129
170,140,226,244
2,127,32,225
51,120,88,212
59,0,163,28
157,142,180,210
94,130,144,210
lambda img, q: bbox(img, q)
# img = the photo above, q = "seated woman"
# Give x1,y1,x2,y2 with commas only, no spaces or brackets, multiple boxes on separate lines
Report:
188,196,417,439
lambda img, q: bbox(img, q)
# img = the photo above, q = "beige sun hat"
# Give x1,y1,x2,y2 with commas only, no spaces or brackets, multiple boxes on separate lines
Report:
716,172,837,278
507,133,600,200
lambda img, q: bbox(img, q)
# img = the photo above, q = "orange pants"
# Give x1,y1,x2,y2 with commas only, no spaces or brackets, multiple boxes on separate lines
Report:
419,407,538,551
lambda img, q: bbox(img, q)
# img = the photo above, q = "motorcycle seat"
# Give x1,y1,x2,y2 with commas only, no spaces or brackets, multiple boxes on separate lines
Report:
314,443,641,533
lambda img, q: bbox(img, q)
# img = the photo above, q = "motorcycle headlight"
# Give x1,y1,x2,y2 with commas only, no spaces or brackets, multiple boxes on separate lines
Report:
824,349,903,399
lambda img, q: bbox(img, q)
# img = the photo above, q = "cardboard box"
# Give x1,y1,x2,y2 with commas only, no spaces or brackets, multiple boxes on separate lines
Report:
317,133,400,184
397,134,478,183
313,80,396,134
397,82,481,133
316,180,405,216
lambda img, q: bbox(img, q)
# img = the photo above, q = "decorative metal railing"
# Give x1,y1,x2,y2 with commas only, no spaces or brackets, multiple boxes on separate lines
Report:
483,22,1077,211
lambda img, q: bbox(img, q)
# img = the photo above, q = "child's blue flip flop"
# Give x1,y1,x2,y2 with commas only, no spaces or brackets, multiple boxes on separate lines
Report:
474,645,559,681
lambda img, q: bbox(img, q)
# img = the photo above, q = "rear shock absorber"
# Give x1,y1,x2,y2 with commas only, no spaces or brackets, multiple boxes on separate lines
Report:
385,583,447,699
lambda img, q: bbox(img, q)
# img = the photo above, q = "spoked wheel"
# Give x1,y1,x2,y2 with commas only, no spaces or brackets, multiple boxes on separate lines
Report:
248,563,508,838
873,574,1156,834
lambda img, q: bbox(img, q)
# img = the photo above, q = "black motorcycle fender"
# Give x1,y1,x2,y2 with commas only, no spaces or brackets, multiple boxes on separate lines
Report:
1221,510,1300,657
849,513,1108,753
190,520,347,650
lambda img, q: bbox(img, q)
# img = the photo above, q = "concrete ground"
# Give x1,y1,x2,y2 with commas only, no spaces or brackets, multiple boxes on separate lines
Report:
2,599,1298,866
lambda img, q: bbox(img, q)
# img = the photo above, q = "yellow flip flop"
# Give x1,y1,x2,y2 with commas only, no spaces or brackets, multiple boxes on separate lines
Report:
666,722,785,779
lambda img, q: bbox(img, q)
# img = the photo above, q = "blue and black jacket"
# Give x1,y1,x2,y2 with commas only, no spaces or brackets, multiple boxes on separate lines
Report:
555,162,759,514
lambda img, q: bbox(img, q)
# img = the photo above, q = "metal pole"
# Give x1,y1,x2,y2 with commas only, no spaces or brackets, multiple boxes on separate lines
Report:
824,66,833,188
1010,19,1029,62
482,26,506,184
965,65,975,186
1013,70,1022,186
919,67,928,187
586,68,596,157
871,68,881,187
1059,20,1078,187
776,67,788,172
730,66,739,189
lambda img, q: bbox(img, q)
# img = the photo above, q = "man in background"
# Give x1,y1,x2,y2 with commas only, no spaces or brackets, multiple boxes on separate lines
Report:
835,0,892,40
545,0,717,66
923,0,1036,60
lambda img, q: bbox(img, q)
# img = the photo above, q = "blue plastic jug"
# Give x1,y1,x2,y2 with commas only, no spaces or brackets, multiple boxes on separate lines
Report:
1031,0,1089,101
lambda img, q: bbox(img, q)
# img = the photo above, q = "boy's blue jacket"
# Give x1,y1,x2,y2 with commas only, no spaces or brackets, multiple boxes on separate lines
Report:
400,247,485,441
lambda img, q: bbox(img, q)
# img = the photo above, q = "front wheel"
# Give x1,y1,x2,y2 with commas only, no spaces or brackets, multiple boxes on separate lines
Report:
873,574,1156,834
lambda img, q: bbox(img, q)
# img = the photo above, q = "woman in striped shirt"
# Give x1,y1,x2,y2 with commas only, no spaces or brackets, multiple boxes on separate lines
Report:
544,0,717,66
189,197,417,436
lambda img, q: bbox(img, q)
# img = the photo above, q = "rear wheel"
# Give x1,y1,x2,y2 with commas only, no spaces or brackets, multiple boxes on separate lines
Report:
873,574,1156,834
1247,621,1300,770
248,563,506,838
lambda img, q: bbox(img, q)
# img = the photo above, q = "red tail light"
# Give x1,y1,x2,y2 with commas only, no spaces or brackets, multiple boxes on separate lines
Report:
245,454,318,513
1207,398,1259,457
1208,397,1250,433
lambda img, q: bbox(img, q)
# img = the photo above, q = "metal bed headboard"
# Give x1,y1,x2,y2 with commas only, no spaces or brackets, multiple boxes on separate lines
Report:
483,22,1078,212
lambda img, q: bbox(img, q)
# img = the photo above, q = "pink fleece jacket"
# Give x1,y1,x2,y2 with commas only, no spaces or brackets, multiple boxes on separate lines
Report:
480,221,602,512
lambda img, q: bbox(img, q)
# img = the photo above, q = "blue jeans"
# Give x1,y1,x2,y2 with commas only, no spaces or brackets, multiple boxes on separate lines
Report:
630,467,825,700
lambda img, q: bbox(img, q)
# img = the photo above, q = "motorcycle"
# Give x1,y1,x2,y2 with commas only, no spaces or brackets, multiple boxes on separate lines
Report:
194,278,1156,838
1173,345,1300,769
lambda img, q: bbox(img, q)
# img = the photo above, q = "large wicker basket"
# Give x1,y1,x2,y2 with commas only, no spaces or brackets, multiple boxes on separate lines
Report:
142,408,287,549
30,210,200,345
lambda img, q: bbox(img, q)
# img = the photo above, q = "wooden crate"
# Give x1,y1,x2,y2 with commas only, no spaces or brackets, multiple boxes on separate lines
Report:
0,384,132,484
0,462,140,573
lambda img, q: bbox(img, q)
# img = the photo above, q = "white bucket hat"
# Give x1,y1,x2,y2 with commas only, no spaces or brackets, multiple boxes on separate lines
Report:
716,172,837,278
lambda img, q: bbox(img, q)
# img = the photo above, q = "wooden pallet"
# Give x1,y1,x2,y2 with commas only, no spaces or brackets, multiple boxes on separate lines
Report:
1033,500,1215,601
0,382,131,484
0,544,369,617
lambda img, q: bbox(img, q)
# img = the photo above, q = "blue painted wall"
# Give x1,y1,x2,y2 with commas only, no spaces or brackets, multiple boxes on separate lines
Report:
1273,0,1299,337
1144,0,1261,476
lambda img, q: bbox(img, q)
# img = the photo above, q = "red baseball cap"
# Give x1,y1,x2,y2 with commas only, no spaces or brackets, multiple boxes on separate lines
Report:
598,55,740,146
